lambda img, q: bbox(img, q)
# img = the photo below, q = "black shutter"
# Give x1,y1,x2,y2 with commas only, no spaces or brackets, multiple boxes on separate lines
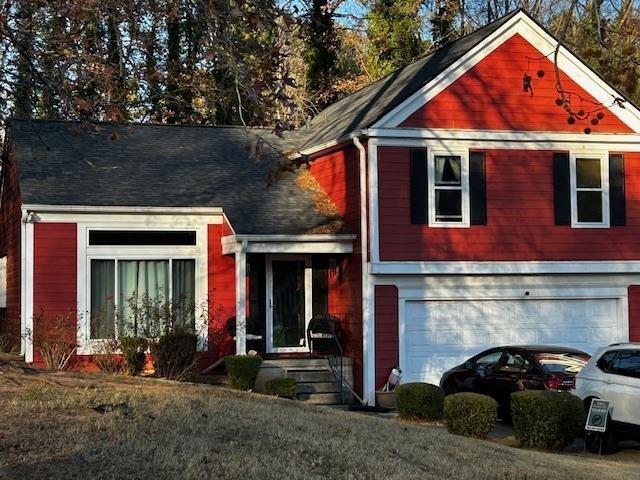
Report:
469,151,487,225
553,152,571,225
410,149,428,224
609,153,626,226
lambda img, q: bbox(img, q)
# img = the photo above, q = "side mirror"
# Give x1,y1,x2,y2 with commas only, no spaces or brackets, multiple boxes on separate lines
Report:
475,364,487,377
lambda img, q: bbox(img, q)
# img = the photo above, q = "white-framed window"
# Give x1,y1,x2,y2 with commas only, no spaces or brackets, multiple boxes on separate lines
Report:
77,222,209,354
428,149,470,227
570,153,609,228
89,257,196,340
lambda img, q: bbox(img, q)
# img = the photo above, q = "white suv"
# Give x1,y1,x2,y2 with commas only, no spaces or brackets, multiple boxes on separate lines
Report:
572,343,640,453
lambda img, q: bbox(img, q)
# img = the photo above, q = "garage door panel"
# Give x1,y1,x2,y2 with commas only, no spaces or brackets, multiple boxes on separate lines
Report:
403,297,623,385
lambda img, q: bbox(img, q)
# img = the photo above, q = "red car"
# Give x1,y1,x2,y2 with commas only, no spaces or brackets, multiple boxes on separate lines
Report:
440,345,590,420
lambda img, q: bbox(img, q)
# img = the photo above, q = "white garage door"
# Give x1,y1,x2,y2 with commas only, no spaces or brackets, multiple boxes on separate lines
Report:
403,298,623,385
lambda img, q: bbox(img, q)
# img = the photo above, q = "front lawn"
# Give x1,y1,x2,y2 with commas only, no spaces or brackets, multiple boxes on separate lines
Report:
0,362,638,479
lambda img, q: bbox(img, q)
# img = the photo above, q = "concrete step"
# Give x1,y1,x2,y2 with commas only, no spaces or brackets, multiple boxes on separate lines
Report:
297,392,345,405
287,369,336,383
296,381,341,394
262,358,330,369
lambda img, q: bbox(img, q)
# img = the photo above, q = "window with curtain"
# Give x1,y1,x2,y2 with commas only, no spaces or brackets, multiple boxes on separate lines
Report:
434,155,463,223
90,259,196,339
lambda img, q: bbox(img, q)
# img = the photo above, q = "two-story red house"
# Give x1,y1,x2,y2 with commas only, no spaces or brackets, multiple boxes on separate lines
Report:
2,10,640,404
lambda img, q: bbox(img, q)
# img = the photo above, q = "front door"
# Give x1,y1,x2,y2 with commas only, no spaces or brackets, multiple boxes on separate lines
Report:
266,255,312,353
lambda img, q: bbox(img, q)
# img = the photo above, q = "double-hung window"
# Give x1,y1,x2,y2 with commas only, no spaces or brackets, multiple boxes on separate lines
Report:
428,151,470,227
571,155,609,227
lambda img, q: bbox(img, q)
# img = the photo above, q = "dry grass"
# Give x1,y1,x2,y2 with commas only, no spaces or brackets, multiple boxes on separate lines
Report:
0,362,638,480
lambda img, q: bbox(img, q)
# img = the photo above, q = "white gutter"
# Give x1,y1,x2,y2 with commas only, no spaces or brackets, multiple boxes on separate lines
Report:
226,234,357,242
21,204,224,215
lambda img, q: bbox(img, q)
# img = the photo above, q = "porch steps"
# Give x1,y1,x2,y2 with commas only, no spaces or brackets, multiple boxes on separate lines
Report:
287,366,353,406
257,357,355,406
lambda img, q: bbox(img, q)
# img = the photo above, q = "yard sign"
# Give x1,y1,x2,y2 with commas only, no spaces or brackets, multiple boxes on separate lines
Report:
585,399,610,433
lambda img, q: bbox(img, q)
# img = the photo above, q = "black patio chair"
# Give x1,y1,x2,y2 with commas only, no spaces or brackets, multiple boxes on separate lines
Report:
307,314,343,357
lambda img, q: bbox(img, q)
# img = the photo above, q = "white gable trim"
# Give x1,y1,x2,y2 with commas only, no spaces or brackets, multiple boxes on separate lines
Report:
372,11,640,133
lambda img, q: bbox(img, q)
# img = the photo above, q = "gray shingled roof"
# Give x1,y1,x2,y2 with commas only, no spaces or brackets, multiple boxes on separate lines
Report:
7,119,345,235
297,10,520,152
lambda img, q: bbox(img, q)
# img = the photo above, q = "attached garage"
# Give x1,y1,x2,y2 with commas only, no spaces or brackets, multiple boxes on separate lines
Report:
387,277,634,387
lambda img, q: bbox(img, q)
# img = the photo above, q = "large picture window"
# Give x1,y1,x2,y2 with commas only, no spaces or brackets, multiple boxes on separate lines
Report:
90,258,196,339
428,151,470,227
571,155,609,227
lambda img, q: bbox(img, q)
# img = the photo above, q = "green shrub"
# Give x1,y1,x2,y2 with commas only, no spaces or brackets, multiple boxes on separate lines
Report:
151,330,198,380
265,377,297,398
120,337,148,376
511,390,585,450
395,382,445,421
444,393,498,439
225,355,263,390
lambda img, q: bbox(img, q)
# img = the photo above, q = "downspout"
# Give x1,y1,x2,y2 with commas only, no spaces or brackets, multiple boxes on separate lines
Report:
353,136,373,404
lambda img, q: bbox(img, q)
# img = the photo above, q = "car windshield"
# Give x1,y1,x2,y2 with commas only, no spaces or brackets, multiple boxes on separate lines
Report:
535,352,590,374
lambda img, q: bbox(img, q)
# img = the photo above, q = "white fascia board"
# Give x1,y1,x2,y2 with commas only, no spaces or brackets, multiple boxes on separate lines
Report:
222,234,356,255
366,128,640,149
22,204,224,215
371,261,640,276
372,12,640,132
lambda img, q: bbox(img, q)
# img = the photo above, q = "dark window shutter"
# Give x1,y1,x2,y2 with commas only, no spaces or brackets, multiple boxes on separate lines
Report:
553,152,571,225
410,149,428,224
469,151,487,225
609,153,626,226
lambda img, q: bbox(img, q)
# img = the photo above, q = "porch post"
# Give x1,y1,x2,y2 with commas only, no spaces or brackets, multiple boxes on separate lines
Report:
235,240,247,355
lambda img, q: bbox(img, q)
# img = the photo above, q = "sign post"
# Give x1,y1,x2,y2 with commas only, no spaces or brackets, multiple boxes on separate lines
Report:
585,399,610,455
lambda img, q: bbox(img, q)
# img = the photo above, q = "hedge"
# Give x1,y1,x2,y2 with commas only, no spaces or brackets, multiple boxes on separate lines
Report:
511,390,585,450
264,377,297,398
444,392,498,439
120,337,148,376
225,355,263,390
395,382,444,421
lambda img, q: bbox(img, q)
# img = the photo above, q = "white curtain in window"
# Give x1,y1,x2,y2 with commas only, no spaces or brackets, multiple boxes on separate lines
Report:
172,259,196,331
118,260,169,337
435,156,461,184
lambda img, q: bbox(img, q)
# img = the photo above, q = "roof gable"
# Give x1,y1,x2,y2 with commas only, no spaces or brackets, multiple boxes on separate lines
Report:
399,33,633,133
374,11,640,133
296,10,520,152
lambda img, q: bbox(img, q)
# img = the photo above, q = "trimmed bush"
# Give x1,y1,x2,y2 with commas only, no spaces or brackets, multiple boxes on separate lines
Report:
511,390,585,450
444,393,498,439
225,355,263,390
396,382,445,421
265,377,297,398
151,330,198,380
120,337,148,376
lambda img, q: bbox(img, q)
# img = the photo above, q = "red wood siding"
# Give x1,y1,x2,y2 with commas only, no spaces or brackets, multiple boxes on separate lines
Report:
310,145,364,393
629,286,640,342
401,34,631,133
33,223,77,365
203,221,236,364
378,148,640,261
375,285,398,389
0,145,22,348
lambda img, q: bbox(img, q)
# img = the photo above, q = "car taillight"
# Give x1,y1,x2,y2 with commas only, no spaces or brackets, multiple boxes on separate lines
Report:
543,378,574,390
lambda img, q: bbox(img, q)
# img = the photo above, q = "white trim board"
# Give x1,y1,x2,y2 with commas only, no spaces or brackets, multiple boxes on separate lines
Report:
372,11,640,133
221,234,355,255
366,129,640,149
371,261,640,276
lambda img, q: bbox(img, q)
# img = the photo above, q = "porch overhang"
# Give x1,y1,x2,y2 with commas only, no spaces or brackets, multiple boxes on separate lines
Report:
225,233,356,357
221,234,356,255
